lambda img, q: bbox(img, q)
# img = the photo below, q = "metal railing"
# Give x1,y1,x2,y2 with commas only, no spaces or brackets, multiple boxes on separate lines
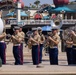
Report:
5,20,51,25
5,19,76,26
62,19,76,24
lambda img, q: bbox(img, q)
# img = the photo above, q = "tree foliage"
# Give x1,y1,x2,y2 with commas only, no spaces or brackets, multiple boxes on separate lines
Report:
34,0,40,8
24,6,29,9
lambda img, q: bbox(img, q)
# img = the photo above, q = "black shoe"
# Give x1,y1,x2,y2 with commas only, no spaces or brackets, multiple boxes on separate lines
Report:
36,65,44,68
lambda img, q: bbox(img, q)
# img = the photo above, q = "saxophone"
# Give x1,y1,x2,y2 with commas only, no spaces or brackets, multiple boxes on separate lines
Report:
27,35,33,49
27,39,32,49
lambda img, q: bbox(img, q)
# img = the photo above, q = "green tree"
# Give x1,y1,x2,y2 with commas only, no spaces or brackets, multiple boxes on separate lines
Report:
34,0,40,8
31,5,36,8
69,1,76,4
24,6,29,9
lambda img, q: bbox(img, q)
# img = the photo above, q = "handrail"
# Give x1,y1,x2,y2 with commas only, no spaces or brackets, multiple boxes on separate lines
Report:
5,20,51,25
5,19,76,25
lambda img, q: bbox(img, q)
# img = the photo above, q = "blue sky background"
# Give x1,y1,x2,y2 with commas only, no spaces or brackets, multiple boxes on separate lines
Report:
0,0,75,6
22,0,75,6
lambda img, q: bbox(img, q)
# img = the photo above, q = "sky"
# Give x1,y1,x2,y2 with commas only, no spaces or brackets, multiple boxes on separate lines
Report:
0,0,75,6
22,0,75,6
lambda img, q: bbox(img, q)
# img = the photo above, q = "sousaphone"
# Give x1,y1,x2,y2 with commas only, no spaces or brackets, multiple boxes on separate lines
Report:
51,17,62,29
0,11,4,34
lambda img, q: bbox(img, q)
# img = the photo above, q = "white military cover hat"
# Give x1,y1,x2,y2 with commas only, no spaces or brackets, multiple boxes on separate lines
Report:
13,26,20,31
52,27,59,30
32,28,37,31
37,27,42,30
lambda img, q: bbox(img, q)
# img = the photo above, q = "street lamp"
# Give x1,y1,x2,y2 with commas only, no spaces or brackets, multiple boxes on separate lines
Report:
60,10,66,19
16,0,21,23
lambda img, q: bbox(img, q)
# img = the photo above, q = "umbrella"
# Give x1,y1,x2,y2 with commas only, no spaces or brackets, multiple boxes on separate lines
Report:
6,12,15,16
6,11,28,17
34,13,42,19
20,11,28,17
42,26,52,31
51,6,74,13
43,16,50,20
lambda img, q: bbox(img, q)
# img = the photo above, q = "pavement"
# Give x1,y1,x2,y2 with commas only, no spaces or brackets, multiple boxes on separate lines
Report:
0,43,76,75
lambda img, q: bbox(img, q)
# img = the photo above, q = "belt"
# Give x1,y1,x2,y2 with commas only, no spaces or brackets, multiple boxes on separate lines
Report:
66,46,73,48
0,41,5,43
73,44,76,46
50,46,58,48
32,44,39,46
14,44,20,46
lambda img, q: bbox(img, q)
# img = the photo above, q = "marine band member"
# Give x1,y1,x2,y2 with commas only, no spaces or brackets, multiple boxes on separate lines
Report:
37,27,45,63
29,28,42,68
48,27,60,65
19,27,25,65
0,31,6,64
11,27,22,65
71,30,76,64
65,32,73,65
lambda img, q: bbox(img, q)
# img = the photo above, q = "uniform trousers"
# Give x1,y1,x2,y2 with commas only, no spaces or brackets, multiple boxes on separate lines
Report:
20,43,23,64
72,46,76,64
39,44,43,63
49,47,58,65
65,47,73,65
0,42,6,64
32,45,40,65
13,45,22,65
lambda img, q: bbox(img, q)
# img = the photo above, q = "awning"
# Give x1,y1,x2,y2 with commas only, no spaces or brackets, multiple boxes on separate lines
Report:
6,12,15,16
34,13,42,19
38,6,55,13
43,16,50,20
21,11,28,16
51,6,75,13
42,26,52,31
6,11,28,17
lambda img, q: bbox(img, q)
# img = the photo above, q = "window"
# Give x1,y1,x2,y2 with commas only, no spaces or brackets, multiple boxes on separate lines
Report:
67,13,71,19
73,13,76,19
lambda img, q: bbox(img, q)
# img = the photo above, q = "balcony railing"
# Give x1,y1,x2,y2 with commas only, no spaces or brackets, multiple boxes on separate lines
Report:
5,20,51,25
62,19,76,25
5,19,76,26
